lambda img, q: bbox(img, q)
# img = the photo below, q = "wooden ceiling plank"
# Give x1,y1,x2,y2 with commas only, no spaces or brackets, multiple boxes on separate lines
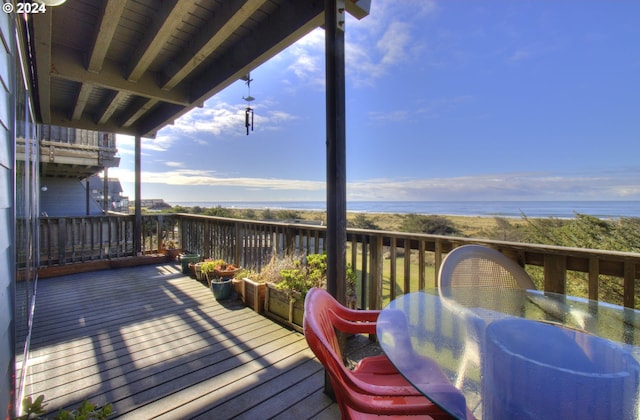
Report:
141,1,324,137
161,0,269,90
127,0,194,82
189,1,324,106
49,109,140,137
32,13,52,123
346,0,372,20
88,0,128,73
121,98,158,128
51,45,190,106
36,0,369,137
97,91,128,125
71,83,93,121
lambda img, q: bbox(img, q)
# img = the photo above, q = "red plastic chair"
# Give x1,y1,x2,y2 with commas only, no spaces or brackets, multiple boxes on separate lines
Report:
303,287,458,419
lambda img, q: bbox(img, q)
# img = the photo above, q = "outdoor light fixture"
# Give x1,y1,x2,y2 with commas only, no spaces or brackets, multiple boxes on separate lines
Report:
41,185,48,192
38,0,67,6
241,73,255,135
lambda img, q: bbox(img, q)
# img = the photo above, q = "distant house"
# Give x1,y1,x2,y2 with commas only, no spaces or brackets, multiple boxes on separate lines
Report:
138,199,172,211
88,175,130,214
22,124,122,216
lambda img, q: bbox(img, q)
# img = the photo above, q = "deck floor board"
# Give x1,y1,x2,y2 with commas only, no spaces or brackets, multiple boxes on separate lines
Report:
23,263,341,419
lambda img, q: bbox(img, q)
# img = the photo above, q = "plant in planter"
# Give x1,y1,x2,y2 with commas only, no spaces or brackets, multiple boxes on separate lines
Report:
200,259,241,300
179,252,201,274
162,239,180,261
277,253,327,298
261,253,357,331
236,268,265,313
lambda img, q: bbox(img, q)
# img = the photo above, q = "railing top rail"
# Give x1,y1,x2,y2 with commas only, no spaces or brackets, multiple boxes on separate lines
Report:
174,213,327,231
174,213,640,261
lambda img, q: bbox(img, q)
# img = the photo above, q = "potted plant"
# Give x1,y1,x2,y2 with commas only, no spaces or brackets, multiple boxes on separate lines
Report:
162,239,180,261
194,258,214,282
261,253,357,331
236,268,265,313
179,252,201,274
201,259,241,300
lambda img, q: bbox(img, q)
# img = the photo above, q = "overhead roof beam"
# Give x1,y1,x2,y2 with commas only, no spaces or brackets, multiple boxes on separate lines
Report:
189,1,325,106
97,91,128,125
139,1,324,137
71,83,93,121
88,0,127,73
161,0,269,90
51,45,191,106
127,0,194,82
48,109,139,136
120,98,159,128
32,13,52,124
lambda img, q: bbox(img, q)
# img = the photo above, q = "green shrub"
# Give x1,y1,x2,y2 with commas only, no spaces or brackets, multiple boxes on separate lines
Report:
400,214,459,235
18,395,113,420
271,253,356,301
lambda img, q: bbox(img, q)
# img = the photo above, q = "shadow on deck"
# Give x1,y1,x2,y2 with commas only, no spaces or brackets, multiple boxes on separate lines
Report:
22,263,352,419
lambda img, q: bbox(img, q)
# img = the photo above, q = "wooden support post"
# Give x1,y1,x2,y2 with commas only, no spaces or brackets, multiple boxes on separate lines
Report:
85,177,90,215
325,0,347,304
324,0,347,398
133,135,142,255
103,167,109,213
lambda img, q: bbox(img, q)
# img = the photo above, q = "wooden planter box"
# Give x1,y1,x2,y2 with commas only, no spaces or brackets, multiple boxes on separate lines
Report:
163,248,180,261
264,282,304,333
242,278,266,313
232,278,243,300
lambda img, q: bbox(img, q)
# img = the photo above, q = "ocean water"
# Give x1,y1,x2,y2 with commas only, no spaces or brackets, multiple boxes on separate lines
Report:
170,201,640,219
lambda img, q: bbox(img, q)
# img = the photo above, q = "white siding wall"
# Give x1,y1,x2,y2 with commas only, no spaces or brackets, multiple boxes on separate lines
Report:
0,7,16,418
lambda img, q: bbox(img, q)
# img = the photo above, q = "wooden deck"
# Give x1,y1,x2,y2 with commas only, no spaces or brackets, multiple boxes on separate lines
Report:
23,263,347,419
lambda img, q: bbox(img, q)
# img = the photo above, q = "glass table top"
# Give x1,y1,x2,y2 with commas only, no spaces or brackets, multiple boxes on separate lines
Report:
377,288,640,420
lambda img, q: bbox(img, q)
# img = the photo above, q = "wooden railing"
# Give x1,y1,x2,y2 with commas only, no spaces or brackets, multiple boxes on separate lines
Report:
37,214,178,266
37,124,116,149
176,214,640,310
35,213,640,310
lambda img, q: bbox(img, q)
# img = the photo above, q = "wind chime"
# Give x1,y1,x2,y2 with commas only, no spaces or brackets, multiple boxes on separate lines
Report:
242,73,255,135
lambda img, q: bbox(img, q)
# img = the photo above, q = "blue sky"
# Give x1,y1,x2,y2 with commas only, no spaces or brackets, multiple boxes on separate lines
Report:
112,0,640,204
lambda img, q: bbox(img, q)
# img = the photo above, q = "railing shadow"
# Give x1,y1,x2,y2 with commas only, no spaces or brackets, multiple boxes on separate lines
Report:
26,263,327,417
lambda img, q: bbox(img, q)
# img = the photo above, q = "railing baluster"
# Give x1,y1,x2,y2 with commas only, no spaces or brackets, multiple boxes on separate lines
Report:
418,240,426,290
390,237,397,301
360,234,368,310
404,239,411,294
369,234,384,310
544,254,567,294
589,257,599,301
58,218,67,265
624,261,635,308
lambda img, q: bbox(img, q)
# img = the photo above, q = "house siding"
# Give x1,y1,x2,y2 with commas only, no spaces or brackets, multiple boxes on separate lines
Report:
0,7,16,417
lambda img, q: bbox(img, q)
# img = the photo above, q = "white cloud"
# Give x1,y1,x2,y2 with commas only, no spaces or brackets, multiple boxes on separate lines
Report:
287,29,324,84
113,133,177,153
152,99,298,140
171,103,240,137
113,166,640,202
114,167,325,192
508,48,532,62
377,21,412,66
368,109,412,122
346,171,640,201
277,4,432,88
143,134,175,151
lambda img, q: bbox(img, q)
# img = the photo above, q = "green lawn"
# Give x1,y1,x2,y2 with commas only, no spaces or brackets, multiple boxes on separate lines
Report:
347,244,438,308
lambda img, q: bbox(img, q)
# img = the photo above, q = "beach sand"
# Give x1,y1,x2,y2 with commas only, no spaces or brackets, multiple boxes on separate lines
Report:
221,208,528,238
